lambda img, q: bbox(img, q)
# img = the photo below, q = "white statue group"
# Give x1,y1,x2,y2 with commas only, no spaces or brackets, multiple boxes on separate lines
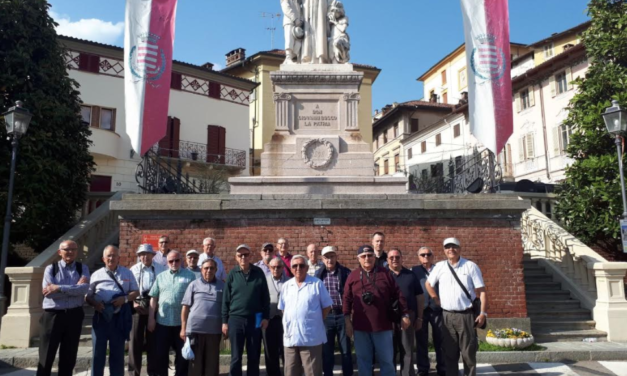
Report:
282,0,351,65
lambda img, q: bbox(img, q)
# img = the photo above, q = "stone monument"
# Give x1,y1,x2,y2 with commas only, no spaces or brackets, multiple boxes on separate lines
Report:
230,0,407,194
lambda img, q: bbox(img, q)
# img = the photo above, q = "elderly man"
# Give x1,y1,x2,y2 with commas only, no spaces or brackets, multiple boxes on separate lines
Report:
281,0,303,63
306,243,324,276
279,255,333,376
389,248,424,376
425,238,487,376
186,249,201,278
129,244,166,376
264,257,289,376
344,245,410,376
277,237,294,277
412,246,445,376
372,232,388,268
87,245,139,376
315,246,353,376
222,244,270,376
255,242,275,277
181,259,225,376
198,237,227,281
153,235,171,266
37,240,90,376
149,250,196,376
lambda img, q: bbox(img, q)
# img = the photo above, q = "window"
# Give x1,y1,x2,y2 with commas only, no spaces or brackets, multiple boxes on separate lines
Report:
521,89,530,110
408,148,413,159
453,124,461,138
455,156,463,173
393,123,399,138
394,154,400,172
410,119,419,133
553,124,573,155
543,43,554,59
421,141,427,154
431,163,443,178
560,124,572,152
80,105,116,131
100,108,114,130
421,169,428,179
519,133,535,161
435,133,442,147
80,106,91,125
442,92,448,104
384,159,389,175
383,131,388,144
441,70,447,85
374,163,380,176
556,71,568,95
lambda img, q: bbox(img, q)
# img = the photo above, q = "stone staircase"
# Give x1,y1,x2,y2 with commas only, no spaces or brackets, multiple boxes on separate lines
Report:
524,258,607,342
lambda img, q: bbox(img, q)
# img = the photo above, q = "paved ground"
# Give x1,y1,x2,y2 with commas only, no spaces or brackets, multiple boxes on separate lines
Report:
1,362,627,376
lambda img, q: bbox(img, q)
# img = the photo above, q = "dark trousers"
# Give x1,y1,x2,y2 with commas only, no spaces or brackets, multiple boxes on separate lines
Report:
92,313,125,376
36,307,84,376
228,315,262,376
393,311,416,376
442,311,477,376
263,316,284,376
154,323,188,376
323,313,353,376
188,333,222,376
128,313,155,376
416,308,445,376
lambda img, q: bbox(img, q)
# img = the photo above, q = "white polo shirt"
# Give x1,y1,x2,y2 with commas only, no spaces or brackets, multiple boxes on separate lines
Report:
426,257,484,312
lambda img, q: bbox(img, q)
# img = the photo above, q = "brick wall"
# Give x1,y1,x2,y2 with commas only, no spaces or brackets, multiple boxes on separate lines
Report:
119,217,527,319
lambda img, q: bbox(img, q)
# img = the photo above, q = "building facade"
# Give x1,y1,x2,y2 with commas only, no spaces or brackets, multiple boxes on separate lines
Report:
60,36,257,193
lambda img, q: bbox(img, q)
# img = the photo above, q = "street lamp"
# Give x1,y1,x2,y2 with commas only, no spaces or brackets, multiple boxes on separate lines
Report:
0,101,32,319
602,100,627,253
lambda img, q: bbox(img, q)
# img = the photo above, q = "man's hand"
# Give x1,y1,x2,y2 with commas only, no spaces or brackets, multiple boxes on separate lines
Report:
475,313,486,328
260,319,269,331
180,328,186,342
93,301,105,313
77,276,89,285
133,302,147,315
222,323,229,338
148,317,156,332
414,317,423,331
295,18,303,27
112,296,126,308
42,284,60,297
401,316,411,331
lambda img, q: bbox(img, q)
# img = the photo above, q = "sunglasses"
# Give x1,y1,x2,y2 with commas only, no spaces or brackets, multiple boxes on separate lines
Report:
389,256,401,260
270,266,282,270
419,253,433,257
203,267,217,271
236,254,250,259
291,264,306,269
159,241,169,244
262,248,274,252
168,259,181,264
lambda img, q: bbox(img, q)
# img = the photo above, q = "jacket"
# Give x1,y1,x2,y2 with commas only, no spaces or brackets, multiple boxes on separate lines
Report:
315,262,351,298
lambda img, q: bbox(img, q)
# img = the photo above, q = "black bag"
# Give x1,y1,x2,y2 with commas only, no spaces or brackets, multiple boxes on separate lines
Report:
388,298,403,324
447,262,486,329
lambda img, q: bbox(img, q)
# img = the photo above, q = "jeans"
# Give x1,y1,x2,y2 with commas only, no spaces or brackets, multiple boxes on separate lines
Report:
228,315,262,376
416,308,445,376
354,330,394,376
323,313,353,376
91,313,125,376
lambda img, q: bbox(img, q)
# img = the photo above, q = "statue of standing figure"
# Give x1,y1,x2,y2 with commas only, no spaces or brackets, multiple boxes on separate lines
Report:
281,0,350,64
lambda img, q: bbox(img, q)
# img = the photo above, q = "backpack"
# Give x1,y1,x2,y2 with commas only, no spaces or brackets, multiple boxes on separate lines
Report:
52,261,83,278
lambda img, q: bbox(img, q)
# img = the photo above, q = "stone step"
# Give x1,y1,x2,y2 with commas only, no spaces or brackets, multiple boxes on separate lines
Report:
527,300,581,310
525,290,572,300
524,281,562,291
532,328,607,343
531,319,598,331
523,274,554,282
529,309,592,321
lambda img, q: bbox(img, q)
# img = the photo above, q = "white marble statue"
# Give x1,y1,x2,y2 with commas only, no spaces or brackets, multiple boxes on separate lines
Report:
301,0,329,64
281,0,304,64
328,0,350,64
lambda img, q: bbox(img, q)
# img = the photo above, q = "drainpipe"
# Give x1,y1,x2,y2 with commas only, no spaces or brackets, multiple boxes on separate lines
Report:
538,82,551,181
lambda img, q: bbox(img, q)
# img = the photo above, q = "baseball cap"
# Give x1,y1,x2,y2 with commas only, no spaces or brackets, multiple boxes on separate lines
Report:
236,244,251,252
321,246,336,256
357,245,374,255
443,237,461,247
262,242,274,250
137,244,155,255
186,250,200,256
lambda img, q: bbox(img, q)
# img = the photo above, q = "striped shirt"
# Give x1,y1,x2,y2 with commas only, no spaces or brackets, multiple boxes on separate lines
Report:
42,260,90,310
149,268,195,326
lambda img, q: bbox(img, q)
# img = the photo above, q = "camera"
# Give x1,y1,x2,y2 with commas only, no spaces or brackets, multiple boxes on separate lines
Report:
361,291,374,305
135,292,150,309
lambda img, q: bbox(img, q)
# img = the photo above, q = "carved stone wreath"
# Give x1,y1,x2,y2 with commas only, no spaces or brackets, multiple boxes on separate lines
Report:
301,139,335,169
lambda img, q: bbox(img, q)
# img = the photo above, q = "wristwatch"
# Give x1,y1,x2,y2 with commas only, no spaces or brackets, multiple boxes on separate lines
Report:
480,311,488,317
124,296,129,304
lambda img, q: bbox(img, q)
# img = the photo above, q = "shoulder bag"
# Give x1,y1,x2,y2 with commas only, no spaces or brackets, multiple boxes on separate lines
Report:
446,262,486,329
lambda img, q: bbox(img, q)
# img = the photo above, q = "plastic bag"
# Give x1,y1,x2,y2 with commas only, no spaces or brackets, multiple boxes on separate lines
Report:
182,337,195,360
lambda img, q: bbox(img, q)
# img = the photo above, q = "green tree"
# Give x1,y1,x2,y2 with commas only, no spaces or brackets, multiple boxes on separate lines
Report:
555,0,627,254
0,0,94,252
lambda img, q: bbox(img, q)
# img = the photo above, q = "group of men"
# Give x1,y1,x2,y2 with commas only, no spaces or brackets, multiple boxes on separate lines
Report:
37,232,487,376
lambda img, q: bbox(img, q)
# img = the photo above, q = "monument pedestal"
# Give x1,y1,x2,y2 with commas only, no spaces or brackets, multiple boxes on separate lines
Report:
230,65,407,194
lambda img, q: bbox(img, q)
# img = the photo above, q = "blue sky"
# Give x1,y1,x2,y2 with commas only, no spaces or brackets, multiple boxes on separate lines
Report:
48,0,591,112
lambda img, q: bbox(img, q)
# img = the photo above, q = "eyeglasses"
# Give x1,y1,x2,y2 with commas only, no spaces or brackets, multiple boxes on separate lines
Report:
236,254,250,259
159,241,169,244
388,256,401,260
261,249,273,252
291,264,306,269
168,259,181,264
204,267,217,271
270,266,282,270
419,254,433,257
359,253,374,258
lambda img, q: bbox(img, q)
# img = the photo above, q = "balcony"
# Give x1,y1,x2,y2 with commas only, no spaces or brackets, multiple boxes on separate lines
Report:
152,140,247,169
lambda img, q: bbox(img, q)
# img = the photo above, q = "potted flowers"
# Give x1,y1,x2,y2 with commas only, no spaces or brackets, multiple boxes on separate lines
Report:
486,328,534,349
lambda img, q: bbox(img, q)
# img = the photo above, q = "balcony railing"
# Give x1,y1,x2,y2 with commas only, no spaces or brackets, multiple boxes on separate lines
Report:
152,140,246,169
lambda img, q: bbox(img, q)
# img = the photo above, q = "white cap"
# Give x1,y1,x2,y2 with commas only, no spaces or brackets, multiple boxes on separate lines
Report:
236,244,251,252
186,249,200,256
137,244,156,255
443,237,461,247
321,246,337,256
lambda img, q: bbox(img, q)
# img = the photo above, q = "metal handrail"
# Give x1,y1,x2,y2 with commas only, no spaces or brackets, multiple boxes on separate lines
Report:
152,140,246,169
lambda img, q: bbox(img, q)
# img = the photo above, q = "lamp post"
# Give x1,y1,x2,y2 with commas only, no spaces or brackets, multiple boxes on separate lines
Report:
0,101,32,319
602,100,627,253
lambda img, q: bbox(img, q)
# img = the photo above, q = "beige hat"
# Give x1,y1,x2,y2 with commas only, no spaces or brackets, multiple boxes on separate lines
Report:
186,250,200,256
443,237,461,247
321,246,337,256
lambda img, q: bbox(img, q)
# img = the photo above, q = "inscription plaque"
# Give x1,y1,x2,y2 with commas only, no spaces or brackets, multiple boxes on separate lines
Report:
296,100,339,130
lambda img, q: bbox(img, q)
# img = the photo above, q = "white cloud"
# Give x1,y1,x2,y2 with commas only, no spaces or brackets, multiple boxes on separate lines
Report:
212,63,223,71
49,10,124,45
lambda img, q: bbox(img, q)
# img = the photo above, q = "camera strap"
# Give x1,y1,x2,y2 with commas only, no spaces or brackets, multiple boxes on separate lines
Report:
359,268,378,293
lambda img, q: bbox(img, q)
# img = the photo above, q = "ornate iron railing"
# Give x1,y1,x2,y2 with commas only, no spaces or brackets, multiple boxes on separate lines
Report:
135,148,226,194
153,140,246,169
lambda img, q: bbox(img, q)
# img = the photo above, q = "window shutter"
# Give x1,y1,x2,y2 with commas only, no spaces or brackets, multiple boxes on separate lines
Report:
171,72,182,90
209,82,221,99
565,66,573,91
91,106,101,129
518,137,525,161
515,93,521,112
207,125,226,163
528,86,535,107
552,126,561,156
171,117,181,158
158,117,173,156
549,75,556,97
78,53,100,73
526,133,535,159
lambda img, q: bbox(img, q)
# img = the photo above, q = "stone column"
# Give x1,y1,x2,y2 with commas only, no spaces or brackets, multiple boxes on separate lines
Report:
0,267,45,348
343,93,360,131
274,93,292,133
591,262,627,341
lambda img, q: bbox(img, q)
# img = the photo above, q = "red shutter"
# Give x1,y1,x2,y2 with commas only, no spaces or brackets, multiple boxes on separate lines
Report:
158,117,173,156
171,117,180,158
79,53,100,73
209,82,221,99
207,125,226,164
171,72,182,90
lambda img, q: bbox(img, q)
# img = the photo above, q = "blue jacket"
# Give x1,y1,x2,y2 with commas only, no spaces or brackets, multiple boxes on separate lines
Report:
314,262,351,296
